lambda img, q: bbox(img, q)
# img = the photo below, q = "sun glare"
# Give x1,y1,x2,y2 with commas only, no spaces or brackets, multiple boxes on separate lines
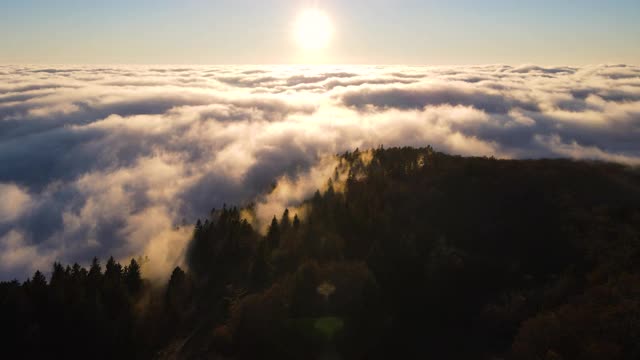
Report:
294,9,333,51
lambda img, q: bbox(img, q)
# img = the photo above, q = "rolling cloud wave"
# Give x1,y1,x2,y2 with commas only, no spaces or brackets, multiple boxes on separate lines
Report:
0,64,639,280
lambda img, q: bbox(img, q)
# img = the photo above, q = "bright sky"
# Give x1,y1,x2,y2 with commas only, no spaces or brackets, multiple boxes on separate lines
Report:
1,0,639,65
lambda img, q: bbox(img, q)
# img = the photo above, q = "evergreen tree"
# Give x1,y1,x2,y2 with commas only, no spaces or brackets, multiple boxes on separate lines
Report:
326,178,335,198
166,266,192,332
31,270,47,287
50,262,66,288
281,208,291,232
104,256,123,284
293,214,301,230
266,216,280,250
124,258,142,295
88,257,102,280
166,266,188,310
71,262,87,282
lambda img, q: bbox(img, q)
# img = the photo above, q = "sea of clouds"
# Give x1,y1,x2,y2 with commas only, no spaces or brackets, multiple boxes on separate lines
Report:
0,64,639,280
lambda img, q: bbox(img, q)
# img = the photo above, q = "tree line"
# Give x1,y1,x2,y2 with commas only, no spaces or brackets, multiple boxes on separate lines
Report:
2,146,640,359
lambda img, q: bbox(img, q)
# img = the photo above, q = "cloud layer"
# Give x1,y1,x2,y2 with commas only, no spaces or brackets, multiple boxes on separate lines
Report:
1,64,639,280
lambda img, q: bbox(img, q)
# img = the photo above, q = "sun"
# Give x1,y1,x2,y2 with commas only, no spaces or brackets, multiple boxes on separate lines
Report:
294,9,333,51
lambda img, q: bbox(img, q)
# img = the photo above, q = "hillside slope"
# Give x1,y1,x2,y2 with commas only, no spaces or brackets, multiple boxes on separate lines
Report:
178,147,640,359
3,147,640,359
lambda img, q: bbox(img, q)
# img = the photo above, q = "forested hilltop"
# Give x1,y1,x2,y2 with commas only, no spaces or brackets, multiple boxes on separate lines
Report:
2,147,640,359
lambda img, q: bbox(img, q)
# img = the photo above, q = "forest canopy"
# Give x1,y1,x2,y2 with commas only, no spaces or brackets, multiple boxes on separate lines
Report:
2,146,640,359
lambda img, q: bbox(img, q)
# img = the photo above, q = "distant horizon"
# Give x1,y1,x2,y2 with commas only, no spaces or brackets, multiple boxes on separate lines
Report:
2,1,639,65
3,62,639,67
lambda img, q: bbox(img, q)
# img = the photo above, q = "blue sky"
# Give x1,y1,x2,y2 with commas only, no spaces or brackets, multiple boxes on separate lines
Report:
1,0,639,64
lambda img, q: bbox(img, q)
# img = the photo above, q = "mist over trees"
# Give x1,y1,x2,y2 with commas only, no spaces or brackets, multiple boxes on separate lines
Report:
2,146,640,359
2,64,640,279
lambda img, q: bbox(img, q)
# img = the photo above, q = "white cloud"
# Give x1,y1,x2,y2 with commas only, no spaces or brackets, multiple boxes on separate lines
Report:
535,135,640,166
0,63,638,280
0,183,33,223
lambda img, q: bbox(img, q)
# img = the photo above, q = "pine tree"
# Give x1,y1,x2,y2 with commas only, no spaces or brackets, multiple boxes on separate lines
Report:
124,258,142,295
166,266,192,327
281,208,291,232
50,262,66,288
327,178,335,198
71,263,87,282
293,214,301,230
31,270,47,287
266,216,280,250
166,266,187,308
194,219,203,235
105,256,123,284
88,257,103,289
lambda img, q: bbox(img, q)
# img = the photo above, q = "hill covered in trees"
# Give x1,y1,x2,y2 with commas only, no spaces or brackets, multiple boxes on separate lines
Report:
2,147,640,359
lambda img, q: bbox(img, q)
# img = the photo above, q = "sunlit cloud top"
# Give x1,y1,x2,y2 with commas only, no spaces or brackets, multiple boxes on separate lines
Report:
0,63,639,280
